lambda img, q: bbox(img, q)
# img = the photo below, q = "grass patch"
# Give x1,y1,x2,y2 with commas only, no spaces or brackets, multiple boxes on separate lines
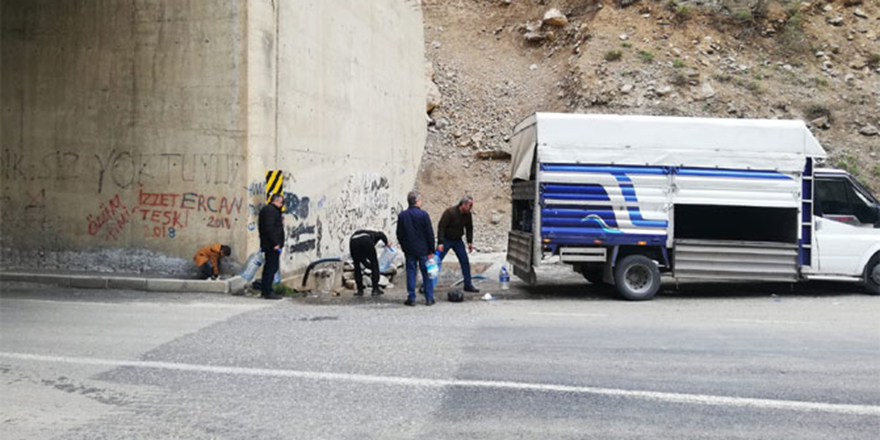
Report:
604,50,622,62
872,165,880,178
638,50,655,63
666,1,691,23
810,77,828,88
671,72,688,87
712,73,733,83
779,10,808,56
804,103,832,122
835,155,860,177
621,42,632,48
274,283,306,297
735,78,763,94
868,53,880,69
673,58,685,68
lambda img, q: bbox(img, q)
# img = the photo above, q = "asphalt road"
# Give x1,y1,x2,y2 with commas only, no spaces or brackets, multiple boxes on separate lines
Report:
1,278,878,439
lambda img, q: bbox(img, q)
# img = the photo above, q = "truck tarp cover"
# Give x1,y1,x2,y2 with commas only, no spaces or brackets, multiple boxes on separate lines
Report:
511,113,827,181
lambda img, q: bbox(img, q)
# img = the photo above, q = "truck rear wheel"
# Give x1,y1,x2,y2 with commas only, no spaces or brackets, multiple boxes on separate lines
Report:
614,255,661,301
866,256,880,296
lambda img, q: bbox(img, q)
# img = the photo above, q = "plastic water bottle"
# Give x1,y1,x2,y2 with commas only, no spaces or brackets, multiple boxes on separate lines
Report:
239,251,264,282
378,246,397,273
426,254,439,280
499,266,510,290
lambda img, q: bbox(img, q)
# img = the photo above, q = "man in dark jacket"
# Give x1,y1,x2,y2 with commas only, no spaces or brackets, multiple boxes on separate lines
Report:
349,229,390,297
258,194,285,300
396,191,435,306
437,196,479,293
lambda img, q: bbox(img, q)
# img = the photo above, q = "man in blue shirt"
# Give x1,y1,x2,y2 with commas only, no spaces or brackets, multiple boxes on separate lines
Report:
396,191,435,306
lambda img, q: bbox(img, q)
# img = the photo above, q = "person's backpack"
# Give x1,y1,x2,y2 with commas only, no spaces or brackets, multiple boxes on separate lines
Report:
447,289,464,303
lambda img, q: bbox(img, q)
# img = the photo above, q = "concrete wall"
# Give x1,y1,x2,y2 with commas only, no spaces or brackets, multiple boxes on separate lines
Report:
0,0,426,275
1,0,250,273
246,0,426,272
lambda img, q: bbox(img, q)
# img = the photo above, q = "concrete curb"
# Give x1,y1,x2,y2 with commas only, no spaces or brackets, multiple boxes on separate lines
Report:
0,272,246,295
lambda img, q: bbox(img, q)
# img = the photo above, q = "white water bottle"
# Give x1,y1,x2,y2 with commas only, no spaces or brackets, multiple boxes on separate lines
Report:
427,254,439,280
500,266,510,290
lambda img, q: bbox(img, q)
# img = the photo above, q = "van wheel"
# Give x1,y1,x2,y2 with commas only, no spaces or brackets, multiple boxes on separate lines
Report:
866,256,880,296
614,255,661,301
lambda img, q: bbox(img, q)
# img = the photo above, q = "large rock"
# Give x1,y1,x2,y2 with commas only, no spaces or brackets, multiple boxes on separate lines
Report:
475,149,512,160
617,0,641,8
425,62,442,113
524,31,547,43
859,125,879,137
826,16,844,26
542,9,569,27
700,83,716,100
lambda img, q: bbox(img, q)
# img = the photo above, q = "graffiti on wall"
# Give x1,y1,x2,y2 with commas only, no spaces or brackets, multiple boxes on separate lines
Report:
2,149,245,194
86,194,132,241
243,173,401,262
323,174,398,255
83,188,244,241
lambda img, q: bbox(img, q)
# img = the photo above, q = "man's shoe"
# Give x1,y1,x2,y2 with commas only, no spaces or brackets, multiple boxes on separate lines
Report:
464,286,480,293
354,289,365,297
371,288,384,296
262,293,283,300
426,299,435,306
404,299,416,307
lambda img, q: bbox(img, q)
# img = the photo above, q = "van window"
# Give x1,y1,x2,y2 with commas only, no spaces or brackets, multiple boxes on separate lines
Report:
815,177,879,225
814,179,852,217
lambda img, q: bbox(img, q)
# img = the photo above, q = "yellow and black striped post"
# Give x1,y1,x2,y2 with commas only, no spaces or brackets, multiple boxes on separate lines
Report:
265,170,285,212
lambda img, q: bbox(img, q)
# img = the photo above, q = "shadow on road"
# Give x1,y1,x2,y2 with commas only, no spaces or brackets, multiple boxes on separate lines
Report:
514,279,871,301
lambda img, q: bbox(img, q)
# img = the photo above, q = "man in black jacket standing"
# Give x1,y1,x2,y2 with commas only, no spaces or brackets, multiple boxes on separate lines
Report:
258,194,285,300
349,229,390,297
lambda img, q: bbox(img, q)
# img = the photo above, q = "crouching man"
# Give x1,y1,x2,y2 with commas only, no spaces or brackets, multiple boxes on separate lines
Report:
194,244,231,280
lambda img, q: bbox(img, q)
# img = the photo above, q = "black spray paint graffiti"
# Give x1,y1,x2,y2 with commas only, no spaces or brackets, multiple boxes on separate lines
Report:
287,223,316,254
283,193,317,255
1,148,245,194
283,192,310,220
323,174,395,255
243,174,394,259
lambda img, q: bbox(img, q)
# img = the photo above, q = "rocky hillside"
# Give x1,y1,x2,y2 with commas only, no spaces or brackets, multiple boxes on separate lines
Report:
418,0,879,251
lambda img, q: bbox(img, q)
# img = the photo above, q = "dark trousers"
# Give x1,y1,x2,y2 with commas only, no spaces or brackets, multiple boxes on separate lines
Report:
350,235,379,291
198,262,214,280
261,249,280,297
405,254,433,303
438,238,473,289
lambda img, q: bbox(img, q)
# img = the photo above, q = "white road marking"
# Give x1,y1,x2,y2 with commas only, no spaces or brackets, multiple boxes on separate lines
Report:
528,312,608,318
727,319,818,325
2,351,877,416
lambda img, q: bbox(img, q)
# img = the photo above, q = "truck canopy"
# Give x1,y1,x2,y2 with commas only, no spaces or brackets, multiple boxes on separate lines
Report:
511,113,827,181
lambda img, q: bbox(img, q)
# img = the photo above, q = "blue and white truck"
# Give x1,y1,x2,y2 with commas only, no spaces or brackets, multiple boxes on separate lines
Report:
507,113,880,300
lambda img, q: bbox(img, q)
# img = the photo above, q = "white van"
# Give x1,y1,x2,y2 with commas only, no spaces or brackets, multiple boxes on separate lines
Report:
507,113,880,300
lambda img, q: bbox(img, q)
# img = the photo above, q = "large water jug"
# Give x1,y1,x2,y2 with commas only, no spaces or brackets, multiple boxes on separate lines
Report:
239,251,264,282
378,246,397,273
